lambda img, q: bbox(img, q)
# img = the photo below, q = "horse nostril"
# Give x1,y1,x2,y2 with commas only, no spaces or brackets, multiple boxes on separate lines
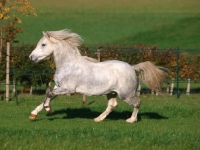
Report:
29,54,38,62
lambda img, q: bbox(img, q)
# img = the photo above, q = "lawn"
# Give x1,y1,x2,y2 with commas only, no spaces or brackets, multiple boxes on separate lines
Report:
15,0,200,49
0,94,200,150
1,1,200,149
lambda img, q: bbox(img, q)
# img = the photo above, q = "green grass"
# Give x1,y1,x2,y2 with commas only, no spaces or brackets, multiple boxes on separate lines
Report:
15,0,200,49
0,94,200,150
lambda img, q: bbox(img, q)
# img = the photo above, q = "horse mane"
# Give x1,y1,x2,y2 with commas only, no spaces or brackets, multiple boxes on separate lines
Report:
43,29,83,47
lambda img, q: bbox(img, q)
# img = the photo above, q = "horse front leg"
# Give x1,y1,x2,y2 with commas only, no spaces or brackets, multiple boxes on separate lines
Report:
29,85,58,120
29,96,57,119
29,96,49,119
47,86,70,98
43,96,57,115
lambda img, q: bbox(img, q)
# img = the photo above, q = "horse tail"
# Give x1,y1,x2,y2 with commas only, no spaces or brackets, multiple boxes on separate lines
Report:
133,61,166,92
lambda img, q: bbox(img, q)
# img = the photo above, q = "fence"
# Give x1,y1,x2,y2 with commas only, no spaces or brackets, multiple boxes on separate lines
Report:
0,43,200,102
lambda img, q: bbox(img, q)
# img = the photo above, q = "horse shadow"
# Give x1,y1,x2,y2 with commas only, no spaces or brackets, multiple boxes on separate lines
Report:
49,107,168,121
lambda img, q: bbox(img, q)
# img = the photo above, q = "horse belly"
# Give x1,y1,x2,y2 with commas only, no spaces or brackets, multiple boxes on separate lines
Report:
76,82,113,96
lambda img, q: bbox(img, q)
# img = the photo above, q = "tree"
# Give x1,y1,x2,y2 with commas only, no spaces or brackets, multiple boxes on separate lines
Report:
0,0,36,61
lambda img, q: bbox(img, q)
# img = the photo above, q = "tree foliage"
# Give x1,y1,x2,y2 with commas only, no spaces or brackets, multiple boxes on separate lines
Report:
3,17,23,43
0,0,36,41
0,0,36,22
0,0,36,61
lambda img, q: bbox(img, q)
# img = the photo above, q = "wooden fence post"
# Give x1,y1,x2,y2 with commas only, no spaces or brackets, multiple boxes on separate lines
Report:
186,79,190,95
12,81,15,97
6,42,10,102
82,95,87,104
166,83,170,94
156,91,158,96
97,47,101,62
137,81,141,96
151,89,154,95
170,78,174,95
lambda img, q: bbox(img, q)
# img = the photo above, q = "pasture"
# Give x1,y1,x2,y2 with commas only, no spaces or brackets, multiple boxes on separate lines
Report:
17,0,200,48
1,0,200,149
0,94,200,150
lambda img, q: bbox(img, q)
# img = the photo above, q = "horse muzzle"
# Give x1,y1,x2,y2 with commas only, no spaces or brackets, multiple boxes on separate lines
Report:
29,54,38,62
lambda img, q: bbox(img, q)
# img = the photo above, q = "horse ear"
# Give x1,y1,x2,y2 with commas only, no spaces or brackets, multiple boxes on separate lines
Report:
43,31,50,38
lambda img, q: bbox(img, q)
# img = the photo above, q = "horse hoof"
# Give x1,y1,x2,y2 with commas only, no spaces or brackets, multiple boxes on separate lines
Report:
94,117,101,122
126,118,137,123
29,114,37,120
46,110,52,116
44,105,52,115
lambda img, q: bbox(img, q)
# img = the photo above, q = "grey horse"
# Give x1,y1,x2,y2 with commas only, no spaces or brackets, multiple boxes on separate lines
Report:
29,29,165,123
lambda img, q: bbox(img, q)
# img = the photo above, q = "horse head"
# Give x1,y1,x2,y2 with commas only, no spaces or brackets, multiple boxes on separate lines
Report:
29,29,82,63
29,34,54,62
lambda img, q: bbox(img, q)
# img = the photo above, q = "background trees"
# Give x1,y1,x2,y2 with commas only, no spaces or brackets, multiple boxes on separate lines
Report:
0,0,36,61
0,1,199,92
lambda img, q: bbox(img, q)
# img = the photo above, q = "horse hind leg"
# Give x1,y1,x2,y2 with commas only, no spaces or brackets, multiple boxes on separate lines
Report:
124,97,141,123
94,92,118,122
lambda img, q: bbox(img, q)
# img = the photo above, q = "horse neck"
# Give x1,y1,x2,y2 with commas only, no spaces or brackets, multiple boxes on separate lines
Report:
53,43,81,69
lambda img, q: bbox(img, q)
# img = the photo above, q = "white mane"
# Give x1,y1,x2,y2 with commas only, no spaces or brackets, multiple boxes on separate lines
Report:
43,29,83,47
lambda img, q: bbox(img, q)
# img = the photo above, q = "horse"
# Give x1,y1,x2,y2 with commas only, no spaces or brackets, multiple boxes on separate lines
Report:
29,29,165,123
76,56,99,104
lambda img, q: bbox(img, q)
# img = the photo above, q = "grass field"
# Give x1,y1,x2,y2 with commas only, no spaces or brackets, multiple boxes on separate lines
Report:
0,94,200,150
1,1,200,149
15,0,200,49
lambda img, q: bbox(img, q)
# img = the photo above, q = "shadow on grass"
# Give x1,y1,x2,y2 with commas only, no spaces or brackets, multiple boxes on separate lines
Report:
49,107,168,121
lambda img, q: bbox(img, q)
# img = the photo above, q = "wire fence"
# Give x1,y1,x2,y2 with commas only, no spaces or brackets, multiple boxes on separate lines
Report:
0,44,200,102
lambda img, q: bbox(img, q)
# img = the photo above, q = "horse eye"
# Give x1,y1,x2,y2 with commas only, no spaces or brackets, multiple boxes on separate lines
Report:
42,44,46,47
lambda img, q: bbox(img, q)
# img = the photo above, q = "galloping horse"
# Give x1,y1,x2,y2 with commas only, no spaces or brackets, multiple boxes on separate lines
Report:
29,29,165,123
